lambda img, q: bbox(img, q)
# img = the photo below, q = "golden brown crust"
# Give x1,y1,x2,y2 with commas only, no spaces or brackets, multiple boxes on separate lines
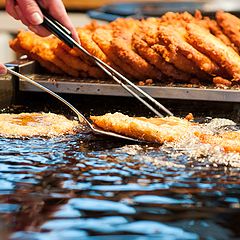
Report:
213,76,232,87
204,17,239,53
132,32,191,81
0,113,79,138
53,45,106,79
111,36,162,81
16,31,78,76
91,112,192,143
78,26,109,64
110,19,162,81
92,26,139,79
186,23,240,81
135,19,194,81
158,25,220,77
152,44,210,81
91,112,240,153
9,11,240,84
197,132,240,153
216,11,240,52
10,32,64,74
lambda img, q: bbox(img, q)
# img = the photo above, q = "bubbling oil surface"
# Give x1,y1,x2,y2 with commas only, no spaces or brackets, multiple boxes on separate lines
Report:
1,73,240,239
162,118,240,168
0,116,240,240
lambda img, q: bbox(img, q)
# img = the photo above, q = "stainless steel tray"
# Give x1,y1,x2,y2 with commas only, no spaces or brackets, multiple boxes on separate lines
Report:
10,60,240,102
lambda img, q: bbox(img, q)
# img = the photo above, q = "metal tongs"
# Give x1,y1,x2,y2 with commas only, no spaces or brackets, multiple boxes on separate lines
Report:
40,7,173,118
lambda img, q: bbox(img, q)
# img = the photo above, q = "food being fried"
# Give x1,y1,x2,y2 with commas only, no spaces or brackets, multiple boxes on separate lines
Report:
0,113,79,138
90,112,192,143
198,132,240,153
91,112,240,153
216,11,240,52
186,23,240,81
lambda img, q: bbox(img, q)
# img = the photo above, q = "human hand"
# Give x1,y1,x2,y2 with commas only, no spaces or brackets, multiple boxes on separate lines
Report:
5,0,79,42
0,64,7,75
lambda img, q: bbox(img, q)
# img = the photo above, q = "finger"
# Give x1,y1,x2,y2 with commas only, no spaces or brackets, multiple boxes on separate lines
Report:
15,5,30,26
40,0,80,43
5,0,20,20
28,25,51,37
16,0,43,26
0,64,7,75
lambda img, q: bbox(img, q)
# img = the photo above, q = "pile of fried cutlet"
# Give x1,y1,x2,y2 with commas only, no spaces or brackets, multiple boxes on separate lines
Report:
9,11,240,87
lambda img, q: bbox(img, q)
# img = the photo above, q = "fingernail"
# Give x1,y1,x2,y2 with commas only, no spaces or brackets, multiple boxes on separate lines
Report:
31,12,43,25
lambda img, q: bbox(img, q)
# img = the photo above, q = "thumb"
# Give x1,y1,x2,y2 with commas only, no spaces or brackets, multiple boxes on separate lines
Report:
16,0,43,25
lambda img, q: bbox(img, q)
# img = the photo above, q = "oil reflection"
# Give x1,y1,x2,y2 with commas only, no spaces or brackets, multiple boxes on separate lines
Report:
0,131,239,240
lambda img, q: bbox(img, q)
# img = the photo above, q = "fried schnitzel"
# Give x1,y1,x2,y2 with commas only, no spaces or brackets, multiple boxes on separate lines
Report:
9,33,64,74
0,113,79,138
186,23,240,81
10,11,240,86
158,25,220,77
12,31,79,77
91,112,192,143
216,11,240,53
110,19,162,81
132,32,191,81
93,25,139,79
91,112,240,153
197,132,240,153
54,44,106,79
132,18,193,81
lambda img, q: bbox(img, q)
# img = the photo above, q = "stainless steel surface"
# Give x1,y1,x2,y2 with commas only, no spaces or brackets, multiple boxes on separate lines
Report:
7,67,140,142
0,74,13,107
18,78,240,102
8,60,240,103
